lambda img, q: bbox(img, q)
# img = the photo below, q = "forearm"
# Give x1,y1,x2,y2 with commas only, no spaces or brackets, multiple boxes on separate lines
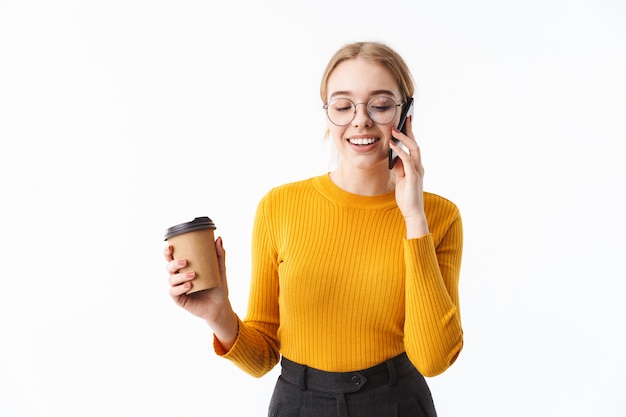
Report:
403,235,463,376
214,317,281,378
206,299,239,352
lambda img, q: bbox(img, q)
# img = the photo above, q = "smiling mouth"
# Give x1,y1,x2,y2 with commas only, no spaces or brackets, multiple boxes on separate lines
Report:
348,137,379,146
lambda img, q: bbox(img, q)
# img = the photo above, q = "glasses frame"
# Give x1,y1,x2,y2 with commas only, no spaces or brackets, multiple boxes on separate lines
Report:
323,96,404,126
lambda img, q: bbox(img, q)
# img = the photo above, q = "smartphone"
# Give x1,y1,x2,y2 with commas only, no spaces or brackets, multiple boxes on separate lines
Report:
388,97,414,169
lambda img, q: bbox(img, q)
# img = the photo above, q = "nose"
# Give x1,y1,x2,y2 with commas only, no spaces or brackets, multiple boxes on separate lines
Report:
352,103,373,127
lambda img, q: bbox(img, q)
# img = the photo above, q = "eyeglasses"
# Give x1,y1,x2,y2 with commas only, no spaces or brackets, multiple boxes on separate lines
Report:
323,96,404,126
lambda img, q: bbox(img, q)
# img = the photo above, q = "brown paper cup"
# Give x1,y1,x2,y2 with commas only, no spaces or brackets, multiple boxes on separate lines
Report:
165,217,221,294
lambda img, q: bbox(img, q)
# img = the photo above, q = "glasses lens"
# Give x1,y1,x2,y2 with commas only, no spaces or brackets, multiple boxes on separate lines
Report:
326,98,355,126
367,96,398,124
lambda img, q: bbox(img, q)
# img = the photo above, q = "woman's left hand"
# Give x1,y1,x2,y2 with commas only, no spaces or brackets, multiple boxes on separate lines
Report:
389,116,430,238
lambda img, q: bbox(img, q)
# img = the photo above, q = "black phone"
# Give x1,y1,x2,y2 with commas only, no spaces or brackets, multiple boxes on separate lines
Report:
388,97,414,169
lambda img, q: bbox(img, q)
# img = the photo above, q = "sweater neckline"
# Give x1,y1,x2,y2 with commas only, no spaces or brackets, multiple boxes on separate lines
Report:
312,173,397,209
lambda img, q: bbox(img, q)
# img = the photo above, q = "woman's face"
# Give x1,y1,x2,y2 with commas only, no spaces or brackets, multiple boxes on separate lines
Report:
325,57,403,171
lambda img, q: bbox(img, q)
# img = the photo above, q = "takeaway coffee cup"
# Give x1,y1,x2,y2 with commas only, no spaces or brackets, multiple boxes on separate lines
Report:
164,216,221,294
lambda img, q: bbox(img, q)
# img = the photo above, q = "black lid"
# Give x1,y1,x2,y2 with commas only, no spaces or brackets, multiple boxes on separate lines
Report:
164,216,216,240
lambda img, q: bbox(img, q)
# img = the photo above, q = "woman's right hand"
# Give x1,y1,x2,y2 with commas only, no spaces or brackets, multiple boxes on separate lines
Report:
164,236,239,350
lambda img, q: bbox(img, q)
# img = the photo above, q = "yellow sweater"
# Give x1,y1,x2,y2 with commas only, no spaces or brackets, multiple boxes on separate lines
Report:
216,174,463,378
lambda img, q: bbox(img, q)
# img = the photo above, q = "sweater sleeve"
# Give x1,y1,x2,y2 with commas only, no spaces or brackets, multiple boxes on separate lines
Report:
213,195,281,377
404,210,464,377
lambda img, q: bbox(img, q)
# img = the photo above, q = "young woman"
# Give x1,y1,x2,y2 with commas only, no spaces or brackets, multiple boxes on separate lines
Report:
165,41,464,417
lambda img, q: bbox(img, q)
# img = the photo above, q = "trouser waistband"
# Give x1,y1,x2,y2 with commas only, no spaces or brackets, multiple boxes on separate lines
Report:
280,353,413,394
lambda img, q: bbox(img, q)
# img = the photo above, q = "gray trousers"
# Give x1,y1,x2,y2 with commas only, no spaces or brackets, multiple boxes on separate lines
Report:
268,353,437,417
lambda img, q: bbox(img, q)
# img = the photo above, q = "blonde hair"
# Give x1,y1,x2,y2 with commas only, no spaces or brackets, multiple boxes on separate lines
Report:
320,41,415,104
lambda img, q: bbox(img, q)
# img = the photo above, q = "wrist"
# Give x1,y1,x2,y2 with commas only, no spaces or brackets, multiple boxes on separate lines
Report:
405,213,429,239
206,301,239,351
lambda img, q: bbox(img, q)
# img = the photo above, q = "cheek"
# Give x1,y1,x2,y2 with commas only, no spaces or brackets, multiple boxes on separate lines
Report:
328,124,346,143
381,125,394,143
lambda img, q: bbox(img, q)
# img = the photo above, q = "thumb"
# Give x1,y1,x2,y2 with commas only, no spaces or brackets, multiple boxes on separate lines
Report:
215,236,229,290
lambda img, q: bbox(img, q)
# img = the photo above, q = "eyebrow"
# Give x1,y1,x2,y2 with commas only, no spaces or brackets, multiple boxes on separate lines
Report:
329,89,399,100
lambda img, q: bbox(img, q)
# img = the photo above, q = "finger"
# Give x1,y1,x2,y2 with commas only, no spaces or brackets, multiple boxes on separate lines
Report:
389,139,411,165
216,236,225,258
168,270,195,287
163,245,174,261
390,136,411,156
169,281,192,297
165,258,187,274
390,138,423,178
392,125,417,148
405,114,414,139
392,126,422,163
215,236,229,288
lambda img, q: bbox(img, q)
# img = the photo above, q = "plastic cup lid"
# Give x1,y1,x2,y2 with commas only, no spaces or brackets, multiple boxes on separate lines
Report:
164,216,216,240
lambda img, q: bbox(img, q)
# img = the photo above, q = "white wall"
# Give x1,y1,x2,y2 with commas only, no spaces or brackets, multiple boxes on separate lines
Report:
1,0,624,415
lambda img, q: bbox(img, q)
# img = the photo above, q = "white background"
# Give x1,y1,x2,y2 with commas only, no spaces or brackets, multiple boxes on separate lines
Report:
1,0,625,416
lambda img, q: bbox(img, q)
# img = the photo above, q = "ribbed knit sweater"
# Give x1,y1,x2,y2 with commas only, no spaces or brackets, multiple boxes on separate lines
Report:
216,173,463,378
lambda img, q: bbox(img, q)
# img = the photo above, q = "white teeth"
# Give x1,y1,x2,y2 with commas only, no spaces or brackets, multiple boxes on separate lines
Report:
349,137,378,145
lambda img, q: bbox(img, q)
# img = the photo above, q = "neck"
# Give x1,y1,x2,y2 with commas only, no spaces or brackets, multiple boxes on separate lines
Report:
330,165,395,196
